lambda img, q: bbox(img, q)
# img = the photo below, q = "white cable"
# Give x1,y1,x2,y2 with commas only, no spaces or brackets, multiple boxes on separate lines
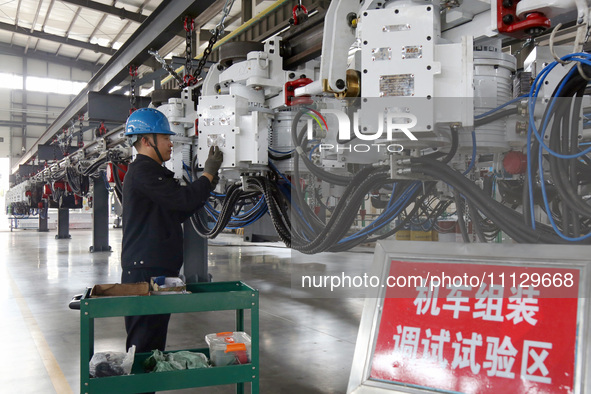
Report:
549,24,569,65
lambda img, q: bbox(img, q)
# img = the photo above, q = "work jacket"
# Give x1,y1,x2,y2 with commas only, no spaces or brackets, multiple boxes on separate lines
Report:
121,154,212,272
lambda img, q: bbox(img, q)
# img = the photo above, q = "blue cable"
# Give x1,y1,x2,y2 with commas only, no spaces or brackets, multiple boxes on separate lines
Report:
343,186,416,241
182,162,193,182
526,52,591,235
528,54,591,159
538,135,591,241
268,147,294,155
101,171,112,192
205,197,266,221
339,182,420,242
463,130,477,175
526,56,568,227
387,184,397,208
275,177,313,240
225,209,267,228
309,144,321,160
268,164,313,242
526,54,591,227
204,200,268,228
268,160,292,185
267,163,313,237
227,208,267,229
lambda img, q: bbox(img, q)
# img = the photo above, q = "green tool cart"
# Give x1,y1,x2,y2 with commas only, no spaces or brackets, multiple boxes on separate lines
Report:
79,281,259,394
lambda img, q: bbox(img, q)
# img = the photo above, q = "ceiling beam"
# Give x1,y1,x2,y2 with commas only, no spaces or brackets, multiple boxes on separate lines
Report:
0,41,101,72
60,0,147,24
75,12,108,62
13,0,218,173
25,0,45,54
0,120,53,128
15,0,23,27
137,0,151,14
40,0,55,31
55,6,82,55
34,0,55,52
108,19,132,47
0,20,116,55
30,0,44,32
88,13,108,40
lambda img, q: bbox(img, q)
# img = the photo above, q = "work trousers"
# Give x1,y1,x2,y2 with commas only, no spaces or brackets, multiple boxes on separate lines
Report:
121,266,179,353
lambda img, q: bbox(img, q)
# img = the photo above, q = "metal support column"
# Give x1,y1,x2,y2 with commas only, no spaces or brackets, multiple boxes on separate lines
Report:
241,0,253,22
21,58,27,157
90,177,111,252
56,208,71,239
38,200,49,232
182,210,209,283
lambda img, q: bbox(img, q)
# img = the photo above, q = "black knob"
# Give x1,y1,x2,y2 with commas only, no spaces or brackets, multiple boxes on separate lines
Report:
503,14,514,25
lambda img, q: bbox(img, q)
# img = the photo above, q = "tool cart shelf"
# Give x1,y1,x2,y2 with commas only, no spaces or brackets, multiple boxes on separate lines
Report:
79,281,259,394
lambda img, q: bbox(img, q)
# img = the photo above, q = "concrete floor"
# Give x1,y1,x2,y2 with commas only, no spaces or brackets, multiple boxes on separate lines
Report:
0,227,372,393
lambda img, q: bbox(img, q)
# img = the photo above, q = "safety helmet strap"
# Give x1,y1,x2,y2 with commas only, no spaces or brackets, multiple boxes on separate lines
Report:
149,133,165,164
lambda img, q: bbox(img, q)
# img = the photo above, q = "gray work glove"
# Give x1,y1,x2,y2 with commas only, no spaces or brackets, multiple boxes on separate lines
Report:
210,174,220,191
203,146,223,175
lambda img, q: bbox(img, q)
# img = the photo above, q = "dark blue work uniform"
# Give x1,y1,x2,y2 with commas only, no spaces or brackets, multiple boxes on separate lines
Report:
121,153,211,353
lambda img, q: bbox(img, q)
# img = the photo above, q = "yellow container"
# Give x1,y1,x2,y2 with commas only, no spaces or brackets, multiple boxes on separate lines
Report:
431,230,439,242
396,230,411,240
410,230,432,241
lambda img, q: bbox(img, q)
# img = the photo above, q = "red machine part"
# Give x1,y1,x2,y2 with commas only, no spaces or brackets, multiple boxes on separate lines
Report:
98,121,107,136
106,163,127,183
183,16,194,32
497,0,551,39
53,181,73,192
44,184,52,195
292,4,308,25
285,78,314,106
503,150,527,174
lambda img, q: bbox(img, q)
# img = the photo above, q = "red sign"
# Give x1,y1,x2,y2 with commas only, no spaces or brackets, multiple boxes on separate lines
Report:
370,260,580,394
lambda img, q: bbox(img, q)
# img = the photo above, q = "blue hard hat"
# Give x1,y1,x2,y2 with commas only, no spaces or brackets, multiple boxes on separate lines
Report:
125,108,175,136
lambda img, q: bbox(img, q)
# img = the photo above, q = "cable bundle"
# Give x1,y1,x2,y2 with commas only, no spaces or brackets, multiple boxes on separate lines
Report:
525,53,591,241
190,183,271,238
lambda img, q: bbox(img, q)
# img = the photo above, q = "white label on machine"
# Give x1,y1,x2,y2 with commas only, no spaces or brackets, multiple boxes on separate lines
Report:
372,47,392,62
379,74,415,97
382,24,411,32
402,45,423,59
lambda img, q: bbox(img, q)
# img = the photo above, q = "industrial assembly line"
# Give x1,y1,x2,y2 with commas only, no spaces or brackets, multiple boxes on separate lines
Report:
8,0,591,250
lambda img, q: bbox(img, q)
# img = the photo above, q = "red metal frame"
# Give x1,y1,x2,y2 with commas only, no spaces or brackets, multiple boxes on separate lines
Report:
285,78,314,106
497,0,551,39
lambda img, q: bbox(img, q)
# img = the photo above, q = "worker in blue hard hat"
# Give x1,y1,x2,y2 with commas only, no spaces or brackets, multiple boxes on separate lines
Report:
121,107,223,355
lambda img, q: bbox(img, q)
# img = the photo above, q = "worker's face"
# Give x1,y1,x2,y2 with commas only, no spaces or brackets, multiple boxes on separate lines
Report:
157,135,173,162
143,134,173,163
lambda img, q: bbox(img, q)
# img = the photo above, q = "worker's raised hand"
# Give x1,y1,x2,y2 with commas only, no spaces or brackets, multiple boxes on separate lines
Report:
204,146,223,175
